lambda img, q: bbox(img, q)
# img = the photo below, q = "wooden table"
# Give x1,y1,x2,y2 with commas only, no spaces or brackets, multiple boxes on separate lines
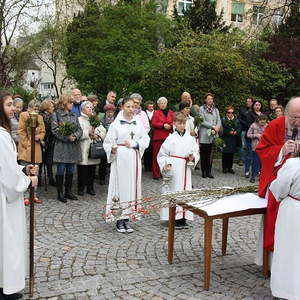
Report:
167,196,267,290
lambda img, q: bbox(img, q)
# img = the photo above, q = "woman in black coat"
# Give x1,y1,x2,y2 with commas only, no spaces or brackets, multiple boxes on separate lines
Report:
221,106,241,173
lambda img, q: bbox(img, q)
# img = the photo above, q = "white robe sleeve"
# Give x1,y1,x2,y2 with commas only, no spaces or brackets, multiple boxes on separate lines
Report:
269,158,298,202
157,137,173,172
136,122,150,157
0,131,30,203
103,122,118,163
191,137,200,168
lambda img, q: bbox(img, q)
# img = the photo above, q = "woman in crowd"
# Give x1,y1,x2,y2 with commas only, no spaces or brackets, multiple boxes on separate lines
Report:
40,99,56,186
10,98,23,146
130,93,150,133
0,91,38,300
52,94,83,203
247,99,263,125
198,93,221,178
104,97,150,233
275,105,284,118
221,106,241,174
78,101,106,196
18,100,45,204
247,114,268,183
151,97,174,180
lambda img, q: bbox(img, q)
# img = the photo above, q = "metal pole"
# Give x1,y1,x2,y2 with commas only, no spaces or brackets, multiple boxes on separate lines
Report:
28,111,38,297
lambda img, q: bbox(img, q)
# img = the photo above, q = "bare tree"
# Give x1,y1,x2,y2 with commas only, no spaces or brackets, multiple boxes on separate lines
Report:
0,0,46,87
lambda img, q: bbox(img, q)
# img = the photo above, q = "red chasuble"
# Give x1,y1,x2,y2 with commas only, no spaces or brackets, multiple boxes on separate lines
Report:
256,116,287,251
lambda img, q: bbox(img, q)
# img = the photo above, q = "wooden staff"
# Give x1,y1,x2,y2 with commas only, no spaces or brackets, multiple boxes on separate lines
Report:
28,111,38,297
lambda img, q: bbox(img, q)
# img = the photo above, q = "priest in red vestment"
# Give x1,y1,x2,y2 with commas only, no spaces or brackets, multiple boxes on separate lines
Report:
256,97,300,252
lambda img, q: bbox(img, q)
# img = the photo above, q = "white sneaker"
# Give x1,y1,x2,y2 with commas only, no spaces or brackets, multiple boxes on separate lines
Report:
123,219,134,233
116,220,126,233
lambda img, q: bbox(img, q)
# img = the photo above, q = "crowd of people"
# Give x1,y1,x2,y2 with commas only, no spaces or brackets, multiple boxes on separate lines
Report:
0,87,295,299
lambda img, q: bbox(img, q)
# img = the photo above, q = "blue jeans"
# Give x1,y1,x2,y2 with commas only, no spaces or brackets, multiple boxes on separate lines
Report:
244,138,253,174
251,151,261,178
56,163,75,176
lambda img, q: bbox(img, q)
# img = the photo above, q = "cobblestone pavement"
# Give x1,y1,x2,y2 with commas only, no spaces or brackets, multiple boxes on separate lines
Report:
23,160,272,300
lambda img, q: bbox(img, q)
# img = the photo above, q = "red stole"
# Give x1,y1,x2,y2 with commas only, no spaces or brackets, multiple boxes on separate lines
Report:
256,116,288,251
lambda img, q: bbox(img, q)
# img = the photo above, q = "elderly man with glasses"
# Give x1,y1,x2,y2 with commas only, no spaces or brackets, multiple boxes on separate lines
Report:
255,97,300,263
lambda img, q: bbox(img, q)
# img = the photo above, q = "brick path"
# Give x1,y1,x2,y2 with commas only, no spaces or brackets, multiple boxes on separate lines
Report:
24,160,272,300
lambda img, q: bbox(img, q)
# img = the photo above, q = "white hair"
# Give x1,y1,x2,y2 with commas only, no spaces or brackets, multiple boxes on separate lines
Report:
130,93,143,102
157,97,168,104
80,100,93,111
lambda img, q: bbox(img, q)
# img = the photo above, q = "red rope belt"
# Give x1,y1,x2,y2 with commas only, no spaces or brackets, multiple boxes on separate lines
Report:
169,155,189,219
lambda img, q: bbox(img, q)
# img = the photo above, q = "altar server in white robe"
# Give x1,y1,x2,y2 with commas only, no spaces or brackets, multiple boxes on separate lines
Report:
0,91,38,299
104,97,150,233
269,157,300,300
158,112,199,228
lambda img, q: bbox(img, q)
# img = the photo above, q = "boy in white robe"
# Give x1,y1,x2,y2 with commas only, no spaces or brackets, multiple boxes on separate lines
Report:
269,157,300,300
157,112,199,228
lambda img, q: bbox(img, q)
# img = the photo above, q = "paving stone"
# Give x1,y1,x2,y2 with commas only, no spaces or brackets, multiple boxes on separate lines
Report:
23,161,272,299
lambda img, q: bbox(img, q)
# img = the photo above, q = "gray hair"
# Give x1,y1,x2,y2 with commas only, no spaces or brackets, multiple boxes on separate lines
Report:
80,100,93,111
13,98,24,106
130,93,143,102
157,97,168,104
28,100,41,109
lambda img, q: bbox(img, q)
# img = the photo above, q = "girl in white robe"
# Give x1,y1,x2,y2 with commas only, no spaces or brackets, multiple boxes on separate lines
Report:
0,92,37,298
157,112,199,226
269,157,300,300
103,98,150,233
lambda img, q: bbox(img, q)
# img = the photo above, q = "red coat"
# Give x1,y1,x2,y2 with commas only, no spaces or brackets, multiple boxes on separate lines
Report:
256,116,289,251
151,109,174,141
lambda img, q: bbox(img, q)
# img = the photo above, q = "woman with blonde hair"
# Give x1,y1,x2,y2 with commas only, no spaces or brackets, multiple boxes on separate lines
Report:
52,94,82,203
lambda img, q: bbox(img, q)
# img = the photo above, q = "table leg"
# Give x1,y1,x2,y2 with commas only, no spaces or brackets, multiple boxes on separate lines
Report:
168,206,176,264
263,248,269,278
222,218,229,256
204,217,213,290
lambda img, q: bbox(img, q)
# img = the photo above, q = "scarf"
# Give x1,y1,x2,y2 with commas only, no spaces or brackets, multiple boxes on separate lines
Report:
204,104,215,114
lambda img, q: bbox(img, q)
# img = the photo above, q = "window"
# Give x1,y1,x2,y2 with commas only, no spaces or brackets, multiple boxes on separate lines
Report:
43,83,53,90
178,0,192,15
252,5,265,25
272,8,283,26
231,2,245,23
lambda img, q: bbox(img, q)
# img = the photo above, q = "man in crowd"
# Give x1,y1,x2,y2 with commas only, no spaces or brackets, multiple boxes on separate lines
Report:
71,88,83,117
265,98,279,121
98,91,117,114
256,97,300,260
238,97,254,172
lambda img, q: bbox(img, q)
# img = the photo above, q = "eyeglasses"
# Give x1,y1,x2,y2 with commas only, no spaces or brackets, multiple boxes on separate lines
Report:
288,115,300,120
227,111,234,114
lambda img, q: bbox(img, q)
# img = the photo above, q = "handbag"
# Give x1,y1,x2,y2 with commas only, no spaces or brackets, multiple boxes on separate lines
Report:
88,139,106,159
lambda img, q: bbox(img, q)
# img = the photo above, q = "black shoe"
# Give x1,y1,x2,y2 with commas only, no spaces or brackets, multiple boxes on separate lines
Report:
116,220,126,233
87,187,96,196
207,172,214,179
3,293,23,299
64,174,78,200
56,175,67,203
228,169,235,174
222,169,227,174
175,218,189,229
99,180,105,185
202,173,207,178
78,190,84,196
250,177,255,183
123,219,134,233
